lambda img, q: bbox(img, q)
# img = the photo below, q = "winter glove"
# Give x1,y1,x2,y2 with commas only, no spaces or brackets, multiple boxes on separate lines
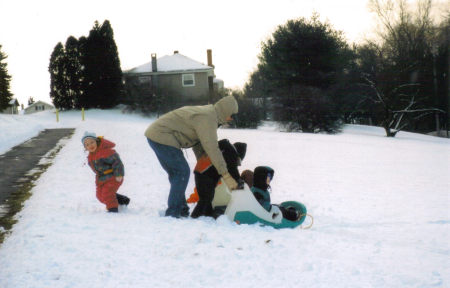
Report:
187,187,200,203
222,172,238,190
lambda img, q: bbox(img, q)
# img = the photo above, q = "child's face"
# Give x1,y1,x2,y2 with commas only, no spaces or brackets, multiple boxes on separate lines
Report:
266,176,271,185
84,138,97,153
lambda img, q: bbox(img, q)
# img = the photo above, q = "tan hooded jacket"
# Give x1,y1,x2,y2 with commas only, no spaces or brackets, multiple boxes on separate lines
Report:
145,96,238,175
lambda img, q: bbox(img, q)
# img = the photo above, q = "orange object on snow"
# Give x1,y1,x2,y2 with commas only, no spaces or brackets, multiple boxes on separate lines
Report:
187,187,199,203
187,181,223,204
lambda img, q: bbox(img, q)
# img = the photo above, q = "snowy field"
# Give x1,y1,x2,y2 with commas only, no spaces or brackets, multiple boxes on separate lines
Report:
0,108,449,288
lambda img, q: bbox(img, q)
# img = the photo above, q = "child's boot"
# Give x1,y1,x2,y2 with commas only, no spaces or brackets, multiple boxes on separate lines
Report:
116,193,130,206
108,207,119,213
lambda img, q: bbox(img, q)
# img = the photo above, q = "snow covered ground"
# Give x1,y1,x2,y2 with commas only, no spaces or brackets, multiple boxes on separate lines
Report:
0,109,449,288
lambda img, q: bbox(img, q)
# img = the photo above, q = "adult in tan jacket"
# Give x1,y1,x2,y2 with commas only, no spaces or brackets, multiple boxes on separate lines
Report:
145,96,239,218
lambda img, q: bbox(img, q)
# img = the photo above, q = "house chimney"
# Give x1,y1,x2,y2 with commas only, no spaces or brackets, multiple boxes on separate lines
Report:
174,50,179,54
207,49,213,68
151,53,157,72
207,49,214,103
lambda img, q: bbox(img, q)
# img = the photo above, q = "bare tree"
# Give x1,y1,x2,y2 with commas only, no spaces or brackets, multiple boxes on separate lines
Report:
363,0,448,135
362,76,444,137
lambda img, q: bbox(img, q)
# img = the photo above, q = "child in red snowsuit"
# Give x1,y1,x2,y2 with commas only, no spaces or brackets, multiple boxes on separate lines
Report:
82,131,130,212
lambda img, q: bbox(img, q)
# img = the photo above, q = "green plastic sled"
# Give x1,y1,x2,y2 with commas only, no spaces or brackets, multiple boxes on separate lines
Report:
214,181,307,229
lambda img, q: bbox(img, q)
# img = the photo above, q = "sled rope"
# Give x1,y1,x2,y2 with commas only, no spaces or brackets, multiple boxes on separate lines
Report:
299,213,314,229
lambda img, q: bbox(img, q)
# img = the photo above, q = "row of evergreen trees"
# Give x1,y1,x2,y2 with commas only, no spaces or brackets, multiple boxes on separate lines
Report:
49,20,123,110
2,1,448,137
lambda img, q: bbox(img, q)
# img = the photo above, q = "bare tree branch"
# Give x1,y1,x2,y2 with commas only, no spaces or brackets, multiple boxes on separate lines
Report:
393,108,445,113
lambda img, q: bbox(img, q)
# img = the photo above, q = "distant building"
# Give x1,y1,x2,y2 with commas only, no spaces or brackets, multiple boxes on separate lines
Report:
123,50,224,108
24,100,54,114
1,98,20,114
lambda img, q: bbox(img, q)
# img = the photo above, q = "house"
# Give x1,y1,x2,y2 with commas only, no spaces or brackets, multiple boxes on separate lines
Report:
24,100,54,114
123,50,224,107
1,98,20,114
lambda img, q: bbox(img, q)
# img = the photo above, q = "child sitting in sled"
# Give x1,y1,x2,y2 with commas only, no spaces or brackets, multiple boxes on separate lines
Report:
188,139,247,218
82,131,130,213
251,166,301,221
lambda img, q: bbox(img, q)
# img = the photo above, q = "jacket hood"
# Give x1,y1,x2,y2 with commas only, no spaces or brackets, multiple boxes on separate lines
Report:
99,138,116,150
214,96,238,124
88,137,116,161
253,166,275,191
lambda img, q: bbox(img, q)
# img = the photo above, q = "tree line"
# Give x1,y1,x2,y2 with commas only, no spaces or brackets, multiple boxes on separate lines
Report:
239,0,449,136
1,0,448,137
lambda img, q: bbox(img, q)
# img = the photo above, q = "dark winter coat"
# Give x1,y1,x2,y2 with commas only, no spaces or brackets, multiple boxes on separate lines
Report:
194,139,246,182
251,186,271,212
192,139,246,204
87,138,124,183
251,166,275,212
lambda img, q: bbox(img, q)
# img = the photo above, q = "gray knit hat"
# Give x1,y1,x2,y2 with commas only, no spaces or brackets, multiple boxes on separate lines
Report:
81,131,97,145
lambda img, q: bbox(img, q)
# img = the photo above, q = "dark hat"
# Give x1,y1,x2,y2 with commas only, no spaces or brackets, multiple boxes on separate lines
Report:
233,142,247,160
240,169,254,187
253,166,275,191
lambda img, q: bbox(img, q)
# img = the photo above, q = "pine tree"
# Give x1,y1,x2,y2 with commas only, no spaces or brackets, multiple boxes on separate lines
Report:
99,20,123,108
248,14,351,133
77,36,89,108
49,42,71,109
0,45,13,111
65,36,83,109
82,20,123,108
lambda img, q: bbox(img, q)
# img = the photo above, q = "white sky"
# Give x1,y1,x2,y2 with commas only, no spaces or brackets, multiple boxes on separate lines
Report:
1,0,385,107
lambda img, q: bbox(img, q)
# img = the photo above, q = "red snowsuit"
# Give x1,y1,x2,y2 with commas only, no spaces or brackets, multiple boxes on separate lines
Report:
87,138,124,210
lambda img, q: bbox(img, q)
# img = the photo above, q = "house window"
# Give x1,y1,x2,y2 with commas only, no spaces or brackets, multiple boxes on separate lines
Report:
139,76,151,84
182,74,195,87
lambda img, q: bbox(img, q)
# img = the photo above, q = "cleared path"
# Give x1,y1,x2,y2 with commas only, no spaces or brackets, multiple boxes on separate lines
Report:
0,128,75,206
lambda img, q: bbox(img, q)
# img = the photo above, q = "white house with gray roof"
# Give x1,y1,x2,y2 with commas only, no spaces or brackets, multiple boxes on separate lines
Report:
1,98,20,114
24,100,54,114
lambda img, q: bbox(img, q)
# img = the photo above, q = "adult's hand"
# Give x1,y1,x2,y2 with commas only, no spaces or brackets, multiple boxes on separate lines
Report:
222,172,238,190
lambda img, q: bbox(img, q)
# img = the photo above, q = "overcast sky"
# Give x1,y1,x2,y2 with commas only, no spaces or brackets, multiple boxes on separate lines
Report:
0,0,396,107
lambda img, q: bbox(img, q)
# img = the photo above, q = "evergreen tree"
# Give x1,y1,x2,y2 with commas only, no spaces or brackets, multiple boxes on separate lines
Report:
0,45,13,111
49,42,71,109
77,36,89,108
248,14,351,133
82,20,123,108
65,36,83,109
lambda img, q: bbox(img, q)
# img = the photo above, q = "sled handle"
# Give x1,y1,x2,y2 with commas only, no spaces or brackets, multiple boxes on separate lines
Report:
299,213,314,229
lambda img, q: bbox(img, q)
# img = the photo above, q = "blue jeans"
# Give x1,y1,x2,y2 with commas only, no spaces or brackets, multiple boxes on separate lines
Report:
147,138,190,217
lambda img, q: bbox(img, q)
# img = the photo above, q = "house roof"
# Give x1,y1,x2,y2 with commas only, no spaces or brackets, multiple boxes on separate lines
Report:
125,53,212,74
25,100,54,110
8,98,19,105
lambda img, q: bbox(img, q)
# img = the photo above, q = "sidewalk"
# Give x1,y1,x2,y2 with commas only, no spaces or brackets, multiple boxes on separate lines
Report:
0,128,75,211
